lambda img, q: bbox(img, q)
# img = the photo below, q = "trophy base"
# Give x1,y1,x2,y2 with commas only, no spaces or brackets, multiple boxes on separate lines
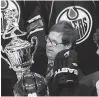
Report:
16,67,31,81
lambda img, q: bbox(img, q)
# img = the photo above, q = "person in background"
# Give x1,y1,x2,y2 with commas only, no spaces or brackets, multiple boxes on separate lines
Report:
73,28,99,96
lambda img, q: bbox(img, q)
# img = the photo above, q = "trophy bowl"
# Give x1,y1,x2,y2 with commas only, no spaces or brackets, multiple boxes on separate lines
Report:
4,37,38,73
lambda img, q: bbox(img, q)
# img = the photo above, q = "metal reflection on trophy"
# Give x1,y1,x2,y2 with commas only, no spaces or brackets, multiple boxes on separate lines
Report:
4,37,38,72
1,0,38,80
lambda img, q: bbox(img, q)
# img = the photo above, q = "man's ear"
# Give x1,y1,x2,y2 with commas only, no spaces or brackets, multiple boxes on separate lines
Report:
64,43,72,49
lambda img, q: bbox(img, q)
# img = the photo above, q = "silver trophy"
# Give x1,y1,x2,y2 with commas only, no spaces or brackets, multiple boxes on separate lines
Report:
4,36,38,80
1,0,38,80
1,1,49,96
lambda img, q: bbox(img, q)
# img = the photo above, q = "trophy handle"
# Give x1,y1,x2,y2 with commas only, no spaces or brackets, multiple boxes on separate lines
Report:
31,36,38,60
1,46,12,68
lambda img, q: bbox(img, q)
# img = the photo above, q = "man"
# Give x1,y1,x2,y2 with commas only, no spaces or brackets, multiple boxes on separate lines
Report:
93,28,99,55
44,1,99,96
45,21,84,95
45,20,99,96
44,0,99,74
45,21,83,81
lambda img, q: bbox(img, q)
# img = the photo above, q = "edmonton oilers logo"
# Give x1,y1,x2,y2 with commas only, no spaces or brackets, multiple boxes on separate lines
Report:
56,6,93,44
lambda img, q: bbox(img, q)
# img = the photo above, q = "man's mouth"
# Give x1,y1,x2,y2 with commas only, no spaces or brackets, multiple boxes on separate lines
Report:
47,48,53,52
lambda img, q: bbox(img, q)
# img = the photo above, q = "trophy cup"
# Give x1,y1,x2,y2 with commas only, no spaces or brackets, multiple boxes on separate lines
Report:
1,1,49,96
4,36,38,80
1,0,38,80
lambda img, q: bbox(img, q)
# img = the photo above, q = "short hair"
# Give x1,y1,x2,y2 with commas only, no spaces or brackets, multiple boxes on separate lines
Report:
49,21,78,46
93,28,99,46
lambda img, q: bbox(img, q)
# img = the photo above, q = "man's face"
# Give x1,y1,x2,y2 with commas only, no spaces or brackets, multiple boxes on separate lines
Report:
46,31,66,60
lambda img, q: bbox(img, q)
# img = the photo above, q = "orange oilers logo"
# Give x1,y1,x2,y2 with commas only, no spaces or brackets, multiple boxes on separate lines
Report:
56,6,93,44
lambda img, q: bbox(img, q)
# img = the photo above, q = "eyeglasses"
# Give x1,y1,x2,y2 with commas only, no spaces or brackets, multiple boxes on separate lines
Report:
45,36,63,47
